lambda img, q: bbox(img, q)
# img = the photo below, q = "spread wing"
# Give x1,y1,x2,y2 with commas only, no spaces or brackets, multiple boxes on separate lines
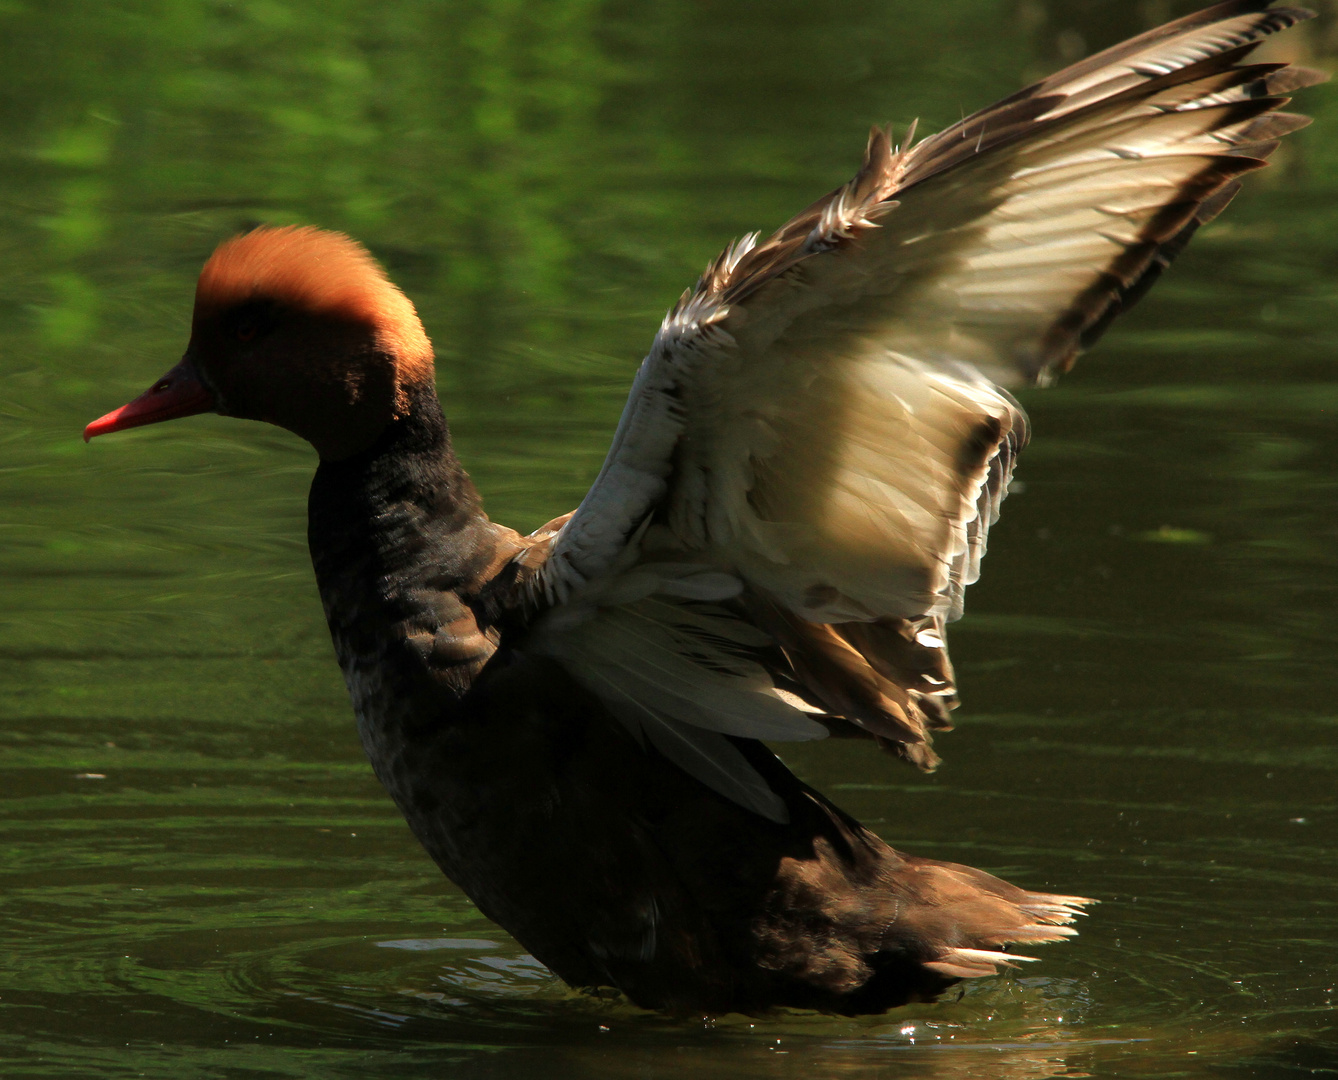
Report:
511,2,1322,821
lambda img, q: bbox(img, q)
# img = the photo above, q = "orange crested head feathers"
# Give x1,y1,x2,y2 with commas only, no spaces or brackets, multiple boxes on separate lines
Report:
194,225,434,385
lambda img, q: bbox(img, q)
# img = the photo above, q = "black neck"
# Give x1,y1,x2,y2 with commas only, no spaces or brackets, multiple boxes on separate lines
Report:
307,381,494,659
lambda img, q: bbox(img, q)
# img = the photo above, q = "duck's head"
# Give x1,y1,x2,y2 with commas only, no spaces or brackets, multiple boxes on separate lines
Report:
84,225,434,460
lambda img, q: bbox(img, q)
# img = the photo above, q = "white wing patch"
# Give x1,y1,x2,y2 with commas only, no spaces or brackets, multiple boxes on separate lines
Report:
703,348,1026,623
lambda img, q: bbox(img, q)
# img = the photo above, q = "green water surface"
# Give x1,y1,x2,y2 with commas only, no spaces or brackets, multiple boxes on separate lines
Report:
1,1,1336,1076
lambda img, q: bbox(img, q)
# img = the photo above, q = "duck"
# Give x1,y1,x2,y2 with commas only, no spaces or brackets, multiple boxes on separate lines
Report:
83,1,1320,1015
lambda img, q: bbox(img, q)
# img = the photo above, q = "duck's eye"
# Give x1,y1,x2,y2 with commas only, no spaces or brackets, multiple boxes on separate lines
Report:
225,300,279,344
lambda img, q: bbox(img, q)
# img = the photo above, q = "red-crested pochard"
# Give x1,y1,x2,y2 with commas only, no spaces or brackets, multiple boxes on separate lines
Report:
85,1,1320,1014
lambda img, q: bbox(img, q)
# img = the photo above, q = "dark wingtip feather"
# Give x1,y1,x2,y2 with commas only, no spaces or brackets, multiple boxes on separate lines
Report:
1266,65,1330,93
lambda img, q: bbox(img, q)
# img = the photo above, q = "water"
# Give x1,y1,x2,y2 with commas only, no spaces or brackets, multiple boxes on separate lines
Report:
1,1,1336,1076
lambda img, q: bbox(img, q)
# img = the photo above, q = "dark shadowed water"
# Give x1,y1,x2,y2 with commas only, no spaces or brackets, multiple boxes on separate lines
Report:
1,1,1336,1076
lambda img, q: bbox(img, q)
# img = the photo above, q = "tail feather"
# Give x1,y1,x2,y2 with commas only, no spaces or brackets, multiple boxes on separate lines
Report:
885,858,1098,984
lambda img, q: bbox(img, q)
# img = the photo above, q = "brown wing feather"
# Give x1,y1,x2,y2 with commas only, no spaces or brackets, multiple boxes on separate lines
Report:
649,6,1320,765
519,4,1321,814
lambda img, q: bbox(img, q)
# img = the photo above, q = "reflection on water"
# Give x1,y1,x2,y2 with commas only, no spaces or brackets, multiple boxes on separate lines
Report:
1,1,1336,1077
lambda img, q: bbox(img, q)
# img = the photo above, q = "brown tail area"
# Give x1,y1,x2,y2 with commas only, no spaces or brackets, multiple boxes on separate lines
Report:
898,858,1096,980
734,747,1096,1013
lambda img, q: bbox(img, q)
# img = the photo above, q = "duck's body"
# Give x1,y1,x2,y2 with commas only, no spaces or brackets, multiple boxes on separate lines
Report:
305,383,1082,1011
84,1,1320,1014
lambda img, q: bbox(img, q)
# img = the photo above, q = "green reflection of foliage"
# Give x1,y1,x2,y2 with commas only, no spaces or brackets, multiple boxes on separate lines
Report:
2,0,628,388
